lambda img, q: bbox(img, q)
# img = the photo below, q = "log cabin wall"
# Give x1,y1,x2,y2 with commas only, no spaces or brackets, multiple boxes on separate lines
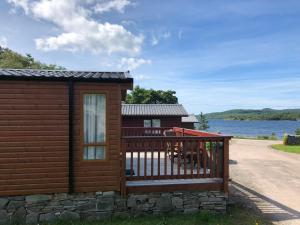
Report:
73,82,122,193
0,80,126,196
122,116,182,128
0,80,69,196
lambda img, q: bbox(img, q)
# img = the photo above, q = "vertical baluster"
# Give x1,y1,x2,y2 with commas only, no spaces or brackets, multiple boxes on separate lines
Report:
177,138,181,178
130,140,134,177
183,139,187,176
190,140,194,177
144,139,147,179
151,139,154,179
158,140,161,177
216,141,220,177
203,140,207,177
164,139,168,178
197,140,200,177
137,140,141,178
210,141,213,177
171,139,174,177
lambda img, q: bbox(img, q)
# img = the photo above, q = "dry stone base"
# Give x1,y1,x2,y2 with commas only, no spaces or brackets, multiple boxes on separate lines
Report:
0,191,227,224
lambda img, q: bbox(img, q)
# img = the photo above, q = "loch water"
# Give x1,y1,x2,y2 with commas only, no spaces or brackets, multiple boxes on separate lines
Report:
207,119,300,138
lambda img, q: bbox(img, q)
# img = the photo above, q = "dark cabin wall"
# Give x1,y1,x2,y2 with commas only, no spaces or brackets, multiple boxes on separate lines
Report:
122,116,182,128
182,122,196,129
0,80,128,196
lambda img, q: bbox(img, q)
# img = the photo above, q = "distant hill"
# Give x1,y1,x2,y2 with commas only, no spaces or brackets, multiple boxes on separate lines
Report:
205,108,300,121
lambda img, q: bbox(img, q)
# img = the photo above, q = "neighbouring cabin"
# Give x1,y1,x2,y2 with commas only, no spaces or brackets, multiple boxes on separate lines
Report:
122,104,188,135
0,69,133,196
182,114,199,129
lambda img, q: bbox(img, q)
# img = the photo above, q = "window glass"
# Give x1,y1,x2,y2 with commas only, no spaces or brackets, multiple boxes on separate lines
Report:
83,146,105,160
144,119,151,128
152,119,161,128
83,94,106,160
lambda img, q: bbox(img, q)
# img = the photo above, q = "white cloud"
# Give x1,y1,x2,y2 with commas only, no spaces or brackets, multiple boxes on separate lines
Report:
0,36,8,48
134,74,150,80
151,36,158,46
119,57,151,70
151,31,171,46
162,31,171,39
94,0,132,13
7,0,29,14
7,0,143,54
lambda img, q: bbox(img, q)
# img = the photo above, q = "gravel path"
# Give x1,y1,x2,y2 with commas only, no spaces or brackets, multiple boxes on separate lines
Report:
229,139,300,225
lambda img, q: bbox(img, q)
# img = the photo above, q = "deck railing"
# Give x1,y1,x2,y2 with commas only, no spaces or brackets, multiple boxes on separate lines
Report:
122,127,172,137
121,127,231,195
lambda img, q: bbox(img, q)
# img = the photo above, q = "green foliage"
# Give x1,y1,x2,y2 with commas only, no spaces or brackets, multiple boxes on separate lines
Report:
256,134,278,140
283,134,288,145
0,46,65,70
272,144,300,154
295,128,300,135
198,112,209,131
205,108,300,121
125,86,178,104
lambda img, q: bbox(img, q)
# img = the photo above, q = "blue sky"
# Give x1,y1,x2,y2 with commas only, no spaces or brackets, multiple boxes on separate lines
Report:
1,0,300,113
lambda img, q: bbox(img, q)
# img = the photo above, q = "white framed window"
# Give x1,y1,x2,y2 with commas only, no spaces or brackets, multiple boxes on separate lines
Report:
83,94,106,160
144,119,151,128
152,119,161,128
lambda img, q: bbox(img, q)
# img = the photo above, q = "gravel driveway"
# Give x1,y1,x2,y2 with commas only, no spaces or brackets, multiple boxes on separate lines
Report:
229,139,300,225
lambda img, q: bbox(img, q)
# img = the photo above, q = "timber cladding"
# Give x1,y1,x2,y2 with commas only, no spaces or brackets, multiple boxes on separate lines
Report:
0,80,124,196
122,116,182,128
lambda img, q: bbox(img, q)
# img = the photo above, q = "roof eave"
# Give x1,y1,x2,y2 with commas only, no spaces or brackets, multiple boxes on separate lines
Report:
0,75,134,83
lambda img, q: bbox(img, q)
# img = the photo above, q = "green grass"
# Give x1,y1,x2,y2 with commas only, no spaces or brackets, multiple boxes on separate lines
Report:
271,144,300,154
50,206,270,225
234,135,279,141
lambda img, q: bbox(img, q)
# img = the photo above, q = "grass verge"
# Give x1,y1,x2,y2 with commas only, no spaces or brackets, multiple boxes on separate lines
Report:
51,206,270,225
271,144,300,154
234,136,279,141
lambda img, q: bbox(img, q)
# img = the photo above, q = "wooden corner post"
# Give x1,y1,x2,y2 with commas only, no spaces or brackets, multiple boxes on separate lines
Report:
223,138,230,195
120,138,127,197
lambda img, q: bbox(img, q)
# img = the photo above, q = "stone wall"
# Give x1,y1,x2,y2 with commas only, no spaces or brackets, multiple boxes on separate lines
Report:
286,135,300,145
0,191,227,224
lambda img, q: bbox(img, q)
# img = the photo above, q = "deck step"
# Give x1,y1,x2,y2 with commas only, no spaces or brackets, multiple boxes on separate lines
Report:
126,178,223,187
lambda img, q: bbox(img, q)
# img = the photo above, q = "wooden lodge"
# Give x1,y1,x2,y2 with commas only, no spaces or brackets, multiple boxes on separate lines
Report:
0,69,231,198
182,114,199,129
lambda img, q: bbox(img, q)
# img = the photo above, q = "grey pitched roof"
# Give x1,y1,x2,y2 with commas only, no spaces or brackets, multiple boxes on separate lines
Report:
0,69,132,83
122,104,188,116
182,114,199,123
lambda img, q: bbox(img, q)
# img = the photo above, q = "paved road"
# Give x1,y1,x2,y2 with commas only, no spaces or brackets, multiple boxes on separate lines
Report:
229,139,300,225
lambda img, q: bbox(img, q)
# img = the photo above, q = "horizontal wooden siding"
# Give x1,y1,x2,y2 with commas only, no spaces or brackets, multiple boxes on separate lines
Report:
0,81,69,196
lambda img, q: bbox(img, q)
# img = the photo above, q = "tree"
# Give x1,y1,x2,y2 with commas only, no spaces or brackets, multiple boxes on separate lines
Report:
125,86,178,104
0,46,65,70
198,112,209,131
296,128,300,135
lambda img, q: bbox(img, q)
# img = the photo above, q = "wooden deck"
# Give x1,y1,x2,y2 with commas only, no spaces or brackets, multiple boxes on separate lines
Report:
125,152,211,176
121,127,231,195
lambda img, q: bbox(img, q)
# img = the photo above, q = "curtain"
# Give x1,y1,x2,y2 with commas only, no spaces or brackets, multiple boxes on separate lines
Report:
83,94,106,160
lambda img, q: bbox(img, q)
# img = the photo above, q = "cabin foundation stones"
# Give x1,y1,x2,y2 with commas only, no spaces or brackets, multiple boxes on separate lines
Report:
0,191,227,224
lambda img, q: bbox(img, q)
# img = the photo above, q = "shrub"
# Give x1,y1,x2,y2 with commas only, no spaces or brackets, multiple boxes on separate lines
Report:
283,134,288,145
295,128,300,135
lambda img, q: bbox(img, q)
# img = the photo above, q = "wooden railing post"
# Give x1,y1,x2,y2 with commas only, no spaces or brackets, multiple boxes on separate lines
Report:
120,138,127,196
223,138,230,195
